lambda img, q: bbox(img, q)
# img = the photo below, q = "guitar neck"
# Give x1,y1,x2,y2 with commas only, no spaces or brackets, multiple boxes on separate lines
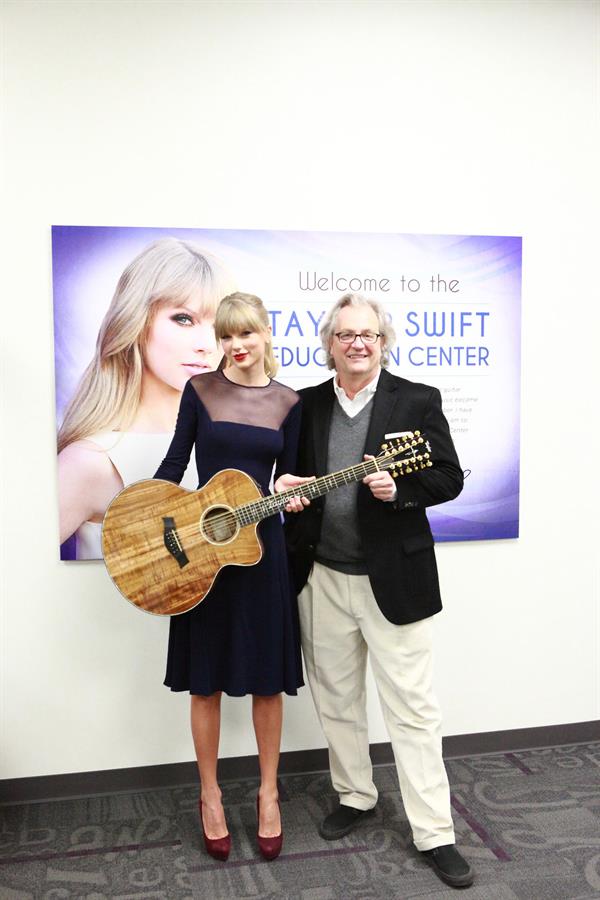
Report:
234,458,383,527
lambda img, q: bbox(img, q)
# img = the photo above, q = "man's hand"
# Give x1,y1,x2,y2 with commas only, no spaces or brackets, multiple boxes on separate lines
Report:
274,474,314,513
362,454,397,502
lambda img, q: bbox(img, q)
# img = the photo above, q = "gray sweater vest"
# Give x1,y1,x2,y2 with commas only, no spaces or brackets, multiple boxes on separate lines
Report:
315,399,373,575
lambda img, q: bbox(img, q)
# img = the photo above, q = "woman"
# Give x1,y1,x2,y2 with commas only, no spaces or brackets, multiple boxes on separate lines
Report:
57,238,235,559
154,292,310,862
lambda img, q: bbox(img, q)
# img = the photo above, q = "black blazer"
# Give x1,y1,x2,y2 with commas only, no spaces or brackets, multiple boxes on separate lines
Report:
284,369,464,625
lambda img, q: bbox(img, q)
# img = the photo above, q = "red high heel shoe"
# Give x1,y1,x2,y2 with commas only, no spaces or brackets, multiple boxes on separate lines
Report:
199,799,231,862
256,793,283,861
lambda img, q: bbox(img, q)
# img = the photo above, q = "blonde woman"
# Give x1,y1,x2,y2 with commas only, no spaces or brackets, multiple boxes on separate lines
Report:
57,238,235,559
154,293,310,862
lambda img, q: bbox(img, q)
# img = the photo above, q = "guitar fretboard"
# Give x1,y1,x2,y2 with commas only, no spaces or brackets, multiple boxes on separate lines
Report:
234,457,389,526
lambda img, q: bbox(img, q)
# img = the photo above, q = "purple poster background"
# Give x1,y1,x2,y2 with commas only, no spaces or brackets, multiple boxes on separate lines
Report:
53,225,521,557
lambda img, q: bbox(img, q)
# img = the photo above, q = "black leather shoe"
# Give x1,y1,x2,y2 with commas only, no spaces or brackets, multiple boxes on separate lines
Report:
318,804,376,840
420,844,474,888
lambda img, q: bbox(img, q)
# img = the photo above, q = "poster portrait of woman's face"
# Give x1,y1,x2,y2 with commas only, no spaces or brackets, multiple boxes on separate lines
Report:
56,237,236,560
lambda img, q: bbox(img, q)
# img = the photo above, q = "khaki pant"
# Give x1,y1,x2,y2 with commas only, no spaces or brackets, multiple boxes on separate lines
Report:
298,562,455,851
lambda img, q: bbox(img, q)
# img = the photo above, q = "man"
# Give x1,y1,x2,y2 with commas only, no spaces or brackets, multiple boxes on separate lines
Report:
285,293,473,889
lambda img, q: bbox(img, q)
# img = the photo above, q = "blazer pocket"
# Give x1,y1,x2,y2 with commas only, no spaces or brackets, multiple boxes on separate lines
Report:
402,533,435,555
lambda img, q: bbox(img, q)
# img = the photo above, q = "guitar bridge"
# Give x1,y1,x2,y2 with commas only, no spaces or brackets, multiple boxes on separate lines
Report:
163,517,189,568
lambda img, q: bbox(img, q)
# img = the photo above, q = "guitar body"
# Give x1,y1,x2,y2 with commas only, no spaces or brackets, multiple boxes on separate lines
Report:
102,470,263,616
102,433,431,618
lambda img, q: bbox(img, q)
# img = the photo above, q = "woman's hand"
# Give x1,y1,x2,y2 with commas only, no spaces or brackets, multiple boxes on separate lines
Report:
362,454,397,502
274,474,314,513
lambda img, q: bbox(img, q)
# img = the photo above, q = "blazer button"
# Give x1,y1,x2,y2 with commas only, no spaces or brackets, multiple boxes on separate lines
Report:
308,544,315,550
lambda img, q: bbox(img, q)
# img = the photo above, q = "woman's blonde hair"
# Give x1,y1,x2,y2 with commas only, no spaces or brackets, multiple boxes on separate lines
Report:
215,292,278,377
57,238,235,452
319,292,396,370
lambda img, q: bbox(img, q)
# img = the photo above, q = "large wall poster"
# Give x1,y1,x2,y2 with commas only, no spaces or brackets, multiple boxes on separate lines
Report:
53,226,522,560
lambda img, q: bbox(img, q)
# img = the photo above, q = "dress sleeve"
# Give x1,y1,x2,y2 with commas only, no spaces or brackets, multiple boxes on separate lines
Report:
274,398,302,482
154,380,198,484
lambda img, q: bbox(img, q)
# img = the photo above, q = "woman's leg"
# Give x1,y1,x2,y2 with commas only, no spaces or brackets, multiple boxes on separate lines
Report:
191,692,228,839
252,693,283,836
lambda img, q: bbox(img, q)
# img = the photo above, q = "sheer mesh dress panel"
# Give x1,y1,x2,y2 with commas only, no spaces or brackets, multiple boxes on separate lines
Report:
191,370,299,431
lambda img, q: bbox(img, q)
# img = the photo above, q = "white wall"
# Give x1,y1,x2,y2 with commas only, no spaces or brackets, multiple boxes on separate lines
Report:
1,0,598,780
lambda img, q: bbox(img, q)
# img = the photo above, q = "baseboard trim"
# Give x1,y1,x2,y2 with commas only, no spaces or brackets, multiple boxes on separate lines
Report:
1,720,597,805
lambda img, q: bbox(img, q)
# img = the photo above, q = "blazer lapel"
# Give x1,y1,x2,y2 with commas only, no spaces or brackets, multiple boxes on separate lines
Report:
363,369,401,456
312,379,335,476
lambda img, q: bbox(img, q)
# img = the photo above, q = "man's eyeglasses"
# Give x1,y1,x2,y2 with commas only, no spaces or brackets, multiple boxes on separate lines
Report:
335,331,381,345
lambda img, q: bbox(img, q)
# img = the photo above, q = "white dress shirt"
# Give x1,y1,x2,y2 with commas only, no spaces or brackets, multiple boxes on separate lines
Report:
333,369,381,418
333,369,397,501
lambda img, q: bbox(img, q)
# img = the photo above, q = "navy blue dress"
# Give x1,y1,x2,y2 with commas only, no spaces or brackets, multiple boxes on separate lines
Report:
154,370,304,697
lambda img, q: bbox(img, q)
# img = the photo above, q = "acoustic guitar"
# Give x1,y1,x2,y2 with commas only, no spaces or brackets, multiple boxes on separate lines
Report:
102,432,432,616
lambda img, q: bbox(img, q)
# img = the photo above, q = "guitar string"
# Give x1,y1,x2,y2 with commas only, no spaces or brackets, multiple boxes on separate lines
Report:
231,445,429,527
165,460,385,542
169,453,428,539
163,449,428,541
170,456,403,538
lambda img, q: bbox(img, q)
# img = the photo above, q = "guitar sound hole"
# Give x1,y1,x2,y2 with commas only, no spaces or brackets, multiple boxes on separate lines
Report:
201,506,238,544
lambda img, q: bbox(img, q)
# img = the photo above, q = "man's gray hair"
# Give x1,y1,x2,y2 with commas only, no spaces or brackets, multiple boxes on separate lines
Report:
319,293,396,370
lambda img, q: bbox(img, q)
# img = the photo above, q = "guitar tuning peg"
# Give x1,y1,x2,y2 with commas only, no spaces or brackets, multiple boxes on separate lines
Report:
382,442,388,450
414,430,421,437
392,471,398,479
426,460,433,467
424,453,430,459
405,466,412,474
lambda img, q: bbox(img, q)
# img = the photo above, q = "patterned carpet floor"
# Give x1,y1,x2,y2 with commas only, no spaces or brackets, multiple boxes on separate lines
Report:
1,741,599,899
